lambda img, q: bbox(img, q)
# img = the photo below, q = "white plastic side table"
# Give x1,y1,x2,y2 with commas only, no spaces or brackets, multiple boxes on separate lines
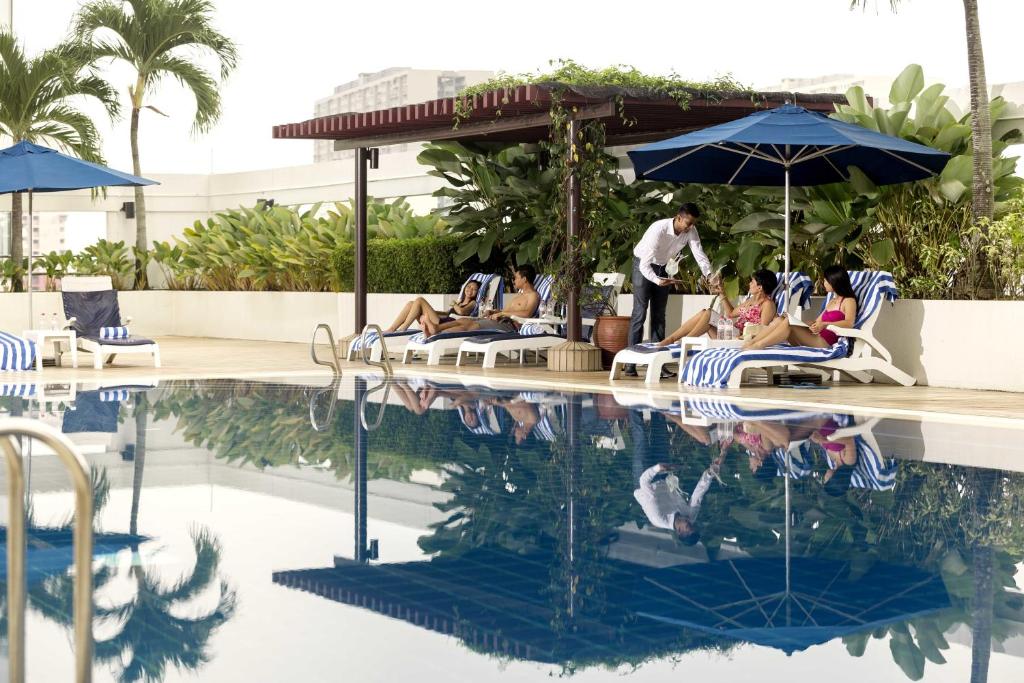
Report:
22,329,78,372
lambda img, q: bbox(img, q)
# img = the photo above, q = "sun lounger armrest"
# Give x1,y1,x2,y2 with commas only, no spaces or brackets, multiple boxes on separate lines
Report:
826,417,881,441
825,325,892,362
124,315,133,325
64,316,77,329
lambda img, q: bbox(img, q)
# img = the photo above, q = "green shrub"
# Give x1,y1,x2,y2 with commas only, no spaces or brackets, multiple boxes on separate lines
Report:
334,234,483,293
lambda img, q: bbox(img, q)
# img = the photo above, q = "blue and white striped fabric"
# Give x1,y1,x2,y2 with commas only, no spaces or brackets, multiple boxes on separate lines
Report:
460,404,503,436
350,329,418,353
773,271,813,313
682,271,898,388
532,274,555,316
100,326,130,340
0,383,36,397
0,331,36,371
771,446,813,479
685,398,824,423
850,436,897,490
532,412,559,442
99,389,130,402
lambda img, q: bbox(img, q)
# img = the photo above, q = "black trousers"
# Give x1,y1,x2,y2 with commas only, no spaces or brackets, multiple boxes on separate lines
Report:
629,257,669,345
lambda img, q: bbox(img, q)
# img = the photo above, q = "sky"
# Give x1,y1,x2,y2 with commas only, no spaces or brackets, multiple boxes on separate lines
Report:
10,0,1024,175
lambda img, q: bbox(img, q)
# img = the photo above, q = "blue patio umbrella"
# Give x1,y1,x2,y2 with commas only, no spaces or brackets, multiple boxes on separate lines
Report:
0,140,157,324
627,104,951,308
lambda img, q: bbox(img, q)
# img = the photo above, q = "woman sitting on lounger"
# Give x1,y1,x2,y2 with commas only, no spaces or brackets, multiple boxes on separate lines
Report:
421,265,540,337
384,280,481,333
655,269,777,347
743,265,857,351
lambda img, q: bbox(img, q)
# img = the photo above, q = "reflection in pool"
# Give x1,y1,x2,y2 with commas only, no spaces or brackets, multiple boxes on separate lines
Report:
1,376,1022,681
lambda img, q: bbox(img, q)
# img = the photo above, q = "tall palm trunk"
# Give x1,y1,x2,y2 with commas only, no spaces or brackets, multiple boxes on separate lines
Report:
968,469,998,683
962,0,995,297
129,397,147,539
963,0,993,223
129,105,148,290
10,191,23,292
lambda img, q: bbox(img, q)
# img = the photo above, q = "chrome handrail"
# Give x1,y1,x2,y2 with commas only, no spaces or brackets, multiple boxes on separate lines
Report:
359,324,393,377
0,419,94,683
310,323,342,375
359,381,392,431
309,380,340,432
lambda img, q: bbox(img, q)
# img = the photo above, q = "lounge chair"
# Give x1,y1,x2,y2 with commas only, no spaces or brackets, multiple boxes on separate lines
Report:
347,272,503,362
61,276,161,370
609,272,814,384
680,271,914,389
0,331,37,371
404,274,554,366
455,273,624,369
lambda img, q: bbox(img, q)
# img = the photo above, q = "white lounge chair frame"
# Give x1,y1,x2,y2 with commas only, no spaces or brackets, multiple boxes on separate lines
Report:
62,276,161,370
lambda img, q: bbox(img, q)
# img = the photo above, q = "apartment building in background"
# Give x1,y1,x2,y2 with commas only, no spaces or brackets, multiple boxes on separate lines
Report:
313,67,493,163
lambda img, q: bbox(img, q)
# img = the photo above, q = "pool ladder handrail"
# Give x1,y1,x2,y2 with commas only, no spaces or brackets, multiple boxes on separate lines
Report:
310,323,342,375
308,380,340,432
0,419,94,683
359,380,392,431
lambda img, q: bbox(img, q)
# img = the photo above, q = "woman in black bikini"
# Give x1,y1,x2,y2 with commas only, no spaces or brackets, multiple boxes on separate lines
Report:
384,280,480,333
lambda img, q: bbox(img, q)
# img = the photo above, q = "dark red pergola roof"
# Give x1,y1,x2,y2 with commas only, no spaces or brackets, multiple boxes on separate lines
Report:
272,84,846,150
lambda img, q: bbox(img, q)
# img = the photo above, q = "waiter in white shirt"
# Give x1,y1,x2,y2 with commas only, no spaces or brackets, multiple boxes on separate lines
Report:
627,203,711,375
633,462,717,546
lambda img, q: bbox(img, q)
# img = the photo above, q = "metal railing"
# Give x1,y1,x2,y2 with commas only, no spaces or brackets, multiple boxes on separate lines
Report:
310,323,342,375
359,381,392,431
308,380,340,432
0,419,94,683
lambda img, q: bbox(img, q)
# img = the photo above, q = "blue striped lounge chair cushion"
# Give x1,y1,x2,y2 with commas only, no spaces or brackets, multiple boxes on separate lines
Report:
0,383,36,397
772,272,813,313
100,326,130,340
771,446,814,479
850,436,897,491
532,412,558,442
350,329,419,352
0,332,37,371
532,274,555,316
685,398,821,422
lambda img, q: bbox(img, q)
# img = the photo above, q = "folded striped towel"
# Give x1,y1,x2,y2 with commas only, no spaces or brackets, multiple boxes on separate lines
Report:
100,326,130,340
0,331,36,371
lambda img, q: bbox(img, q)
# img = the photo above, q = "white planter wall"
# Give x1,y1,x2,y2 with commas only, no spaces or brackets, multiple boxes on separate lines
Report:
1,291,1021,391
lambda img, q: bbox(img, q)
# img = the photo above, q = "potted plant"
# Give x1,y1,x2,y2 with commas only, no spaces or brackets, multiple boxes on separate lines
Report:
583,284,629,369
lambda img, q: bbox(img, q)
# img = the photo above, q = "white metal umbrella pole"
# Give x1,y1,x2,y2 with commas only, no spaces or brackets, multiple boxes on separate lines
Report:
26,189,33,328
784,445,792,626
783,164,791,315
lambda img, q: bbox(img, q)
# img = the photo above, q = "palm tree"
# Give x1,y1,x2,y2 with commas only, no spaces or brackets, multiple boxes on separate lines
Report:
74,0,238,288
0,33,120,291
850,0,995,292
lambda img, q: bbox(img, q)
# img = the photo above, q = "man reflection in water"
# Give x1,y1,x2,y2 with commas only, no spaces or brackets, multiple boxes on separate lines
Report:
634,459,722,546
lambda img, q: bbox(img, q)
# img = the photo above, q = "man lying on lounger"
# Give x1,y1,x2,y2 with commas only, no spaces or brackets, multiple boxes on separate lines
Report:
420,264,540,337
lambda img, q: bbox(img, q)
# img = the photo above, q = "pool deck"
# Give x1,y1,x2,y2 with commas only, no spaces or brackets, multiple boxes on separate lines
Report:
11,336,1024,426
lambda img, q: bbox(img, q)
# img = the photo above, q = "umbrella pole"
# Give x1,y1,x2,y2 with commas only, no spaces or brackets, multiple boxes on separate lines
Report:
26,190,32,329
783,166,791,314
785,445,792,626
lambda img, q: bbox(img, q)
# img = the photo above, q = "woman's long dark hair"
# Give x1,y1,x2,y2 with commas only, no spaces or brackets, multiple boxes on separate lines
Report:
823,265,857,306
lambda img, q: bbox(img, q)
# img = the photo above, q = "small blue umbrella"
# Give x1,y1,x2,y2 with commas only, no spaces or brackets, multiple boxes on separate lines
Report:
0,140,157,324
627,104,951,307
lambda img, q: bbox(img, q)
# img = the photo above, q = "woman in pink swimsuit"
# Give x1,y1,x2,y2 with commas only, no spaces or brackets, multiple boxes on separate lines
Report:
656,269,778,346
743,265,858,351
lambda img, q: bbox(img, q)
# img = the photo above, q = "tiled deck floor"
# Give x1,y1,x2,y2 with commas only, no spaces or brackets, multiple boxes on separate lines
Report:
12,336,1024,426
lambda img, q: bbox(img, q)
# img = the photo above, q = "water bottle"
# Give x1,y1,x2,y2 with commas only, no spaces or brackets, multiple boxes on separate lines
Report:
38,312,47,331
716,317,729,341
51,313,59,330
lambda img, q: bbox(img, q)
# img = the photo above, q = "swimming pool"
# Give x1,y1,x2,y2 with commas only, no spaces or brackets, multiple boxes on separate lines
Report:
3,375,1023,682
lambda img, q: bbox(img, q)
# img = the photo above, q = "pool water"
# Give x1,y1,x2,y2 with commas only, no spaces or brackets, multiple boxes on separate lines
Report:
2,375,1023,682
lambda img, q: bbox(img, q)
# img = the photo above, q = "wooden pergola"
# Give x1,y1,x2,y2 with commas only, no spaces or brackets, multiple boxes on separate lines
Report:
273,84,844,346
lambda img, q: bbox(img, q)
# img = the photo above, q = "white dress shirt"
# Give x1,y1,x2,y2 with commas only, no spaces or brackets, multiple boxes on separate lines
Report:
633,217,712,284
633,464,714,531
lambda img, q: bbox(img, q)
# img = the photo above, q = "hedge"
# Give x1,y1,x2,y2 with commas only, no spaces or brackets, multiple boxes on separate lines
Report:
334,234,506,294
